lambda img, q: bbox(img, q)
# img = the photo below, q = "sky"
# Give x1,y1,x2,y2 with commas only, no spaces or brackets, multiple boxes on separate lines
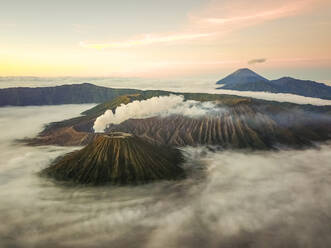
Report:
1,0,331,81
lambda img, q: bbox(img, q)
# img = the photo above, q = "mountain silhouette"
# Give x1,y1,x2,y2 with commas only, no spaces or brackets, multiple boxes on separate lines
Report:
216,68,331,100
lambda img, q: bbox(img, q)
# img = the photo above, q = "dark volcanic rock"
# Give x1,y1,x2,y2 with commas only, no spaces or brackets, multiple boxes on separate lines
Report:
42,132,185,185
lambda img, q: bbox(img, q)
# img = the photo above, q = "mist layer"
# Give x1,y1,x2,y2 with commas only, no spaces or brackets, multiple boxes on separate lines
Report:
1,105,331,248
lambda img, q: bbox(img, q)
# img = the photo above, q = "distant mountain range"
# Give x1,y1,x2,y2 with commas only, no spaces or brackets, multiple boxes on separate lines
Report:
0,82,247,107
216,68,331,100
0,83,141,106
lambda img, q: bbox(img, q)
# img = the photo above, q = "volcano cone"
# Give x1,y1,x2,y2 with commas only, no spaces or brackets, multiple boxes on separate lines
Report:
42,132,185,185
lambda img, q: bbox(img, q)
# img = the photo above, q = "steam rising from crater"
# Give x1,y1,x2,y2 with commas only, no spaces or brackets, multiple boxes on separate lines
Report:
93,95,226,133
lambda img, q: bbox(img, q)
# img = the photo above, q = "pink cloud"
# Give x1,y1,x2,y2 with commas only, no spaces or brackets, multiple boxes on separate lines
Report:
80,0,326,49
80,32,215,49
191,0,325,31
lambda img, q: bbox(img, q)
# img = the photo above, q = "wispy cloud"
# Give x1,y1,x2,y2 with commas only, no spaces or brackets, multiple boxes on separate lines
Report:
192,0,325,33
248,58,267,65
80,0,325,50
80,32,215,49
197,1,307,26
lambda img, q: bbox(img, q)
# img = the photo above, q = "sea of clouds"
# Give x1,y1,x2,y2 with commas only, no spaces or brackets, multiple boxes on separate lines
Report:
1,105,331,248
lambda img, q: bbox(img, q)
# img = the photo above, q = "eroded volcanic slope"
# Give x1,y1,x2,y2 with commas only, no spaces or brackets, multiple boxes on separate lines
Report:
27,92,331,149
42,132,185,185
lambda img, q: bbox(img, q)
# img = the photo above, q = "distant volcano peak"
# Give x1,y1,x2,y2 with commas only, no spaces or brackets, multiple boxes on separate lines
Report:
217,68,269,86
234,68,256,74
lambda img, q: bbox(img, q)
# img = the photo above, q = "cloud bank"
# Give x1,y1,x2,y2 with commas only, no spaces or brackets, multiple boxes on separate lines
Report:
1,105,331,247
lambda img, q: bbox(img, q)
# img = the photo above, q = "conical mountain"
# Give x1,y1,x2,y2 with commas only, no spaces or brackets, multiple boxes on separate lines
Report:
42,132,185,185
216,68,269,86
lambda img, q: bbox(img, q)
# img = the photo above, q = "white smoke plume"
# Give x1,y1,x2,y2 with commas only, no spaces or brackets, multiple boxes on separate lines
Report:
93,95,225,133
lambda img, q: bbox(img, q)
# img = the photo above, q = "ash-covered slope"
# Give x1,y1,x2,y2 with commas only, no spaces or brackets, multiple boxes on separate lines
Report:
109,104,331,149
42,132,185,185
108,106,272,149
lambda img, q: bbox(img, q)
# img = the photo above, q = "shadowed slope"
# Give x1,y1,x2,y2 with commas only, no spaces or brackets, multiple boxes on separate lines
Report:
42,132,185,185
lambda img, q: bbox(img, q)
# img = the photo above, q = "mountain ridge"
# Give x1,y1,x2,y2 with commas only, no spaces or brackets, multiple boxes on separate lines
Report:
216,68,331,100
0,83,142,106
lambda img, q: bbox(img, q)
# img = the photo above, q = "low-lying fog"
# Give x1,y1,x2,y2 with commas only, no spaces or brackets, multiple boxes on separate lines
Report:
1,105,331,248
